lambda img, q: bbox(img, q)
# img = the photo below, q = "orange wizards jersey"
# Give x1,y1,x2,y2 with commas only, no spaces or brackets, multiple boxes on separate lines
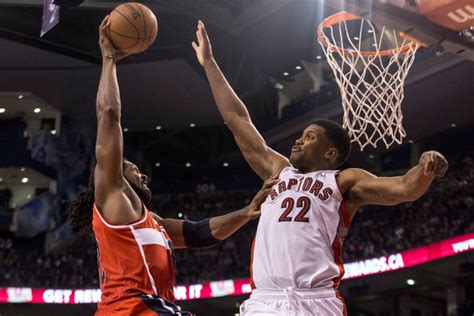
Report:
92,203,180,315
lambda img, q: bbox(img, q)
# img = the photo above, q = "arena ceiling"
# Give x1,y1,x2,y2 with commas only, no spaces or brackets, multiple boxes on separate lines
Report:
0,0,473,164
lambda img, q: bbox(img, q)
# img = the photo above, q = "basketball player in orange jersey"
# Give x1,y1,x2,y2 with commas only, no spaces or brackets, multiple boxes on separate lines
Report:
67,17,278,316
192,21,448,315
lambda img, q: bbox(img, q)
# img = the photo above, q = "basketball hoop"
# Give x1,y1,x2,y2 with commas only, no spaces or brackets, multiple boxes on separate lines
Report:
318,12,424,150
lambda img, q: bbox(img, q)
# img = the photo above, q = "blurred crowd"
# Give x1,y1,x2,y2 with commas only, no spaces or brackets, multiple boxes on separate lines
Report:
0,152,473,287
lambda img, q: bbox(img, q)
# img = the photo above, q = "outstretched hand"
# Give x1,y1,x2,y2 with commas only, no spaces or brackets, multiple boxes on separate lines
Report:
419,151,448,177
99,16,129,62
192,20,214,67
247,176,279,219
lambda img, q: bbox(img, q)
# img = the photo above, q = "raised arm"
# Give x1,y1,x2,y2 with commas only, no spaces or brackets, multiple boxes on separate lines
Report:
94,17,129,210
155,177,278,248
339,151,448,216
192,21,290,180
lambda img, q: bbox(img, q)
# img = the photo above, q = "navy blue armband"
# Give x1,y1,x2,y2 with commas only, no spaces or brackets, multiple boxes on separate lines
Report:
183,219,220,248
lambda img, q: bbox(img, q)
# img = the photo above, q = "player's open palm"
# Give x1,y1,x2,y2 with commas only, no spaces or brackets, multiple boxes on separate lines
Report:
192,20,214,66
247,176,279,219
419,151,448,177
98,15,129,62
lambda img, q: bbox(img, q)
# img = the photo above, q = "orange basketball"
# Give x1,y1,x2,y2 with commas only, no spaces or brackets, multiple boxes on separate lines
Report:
107,2,158,55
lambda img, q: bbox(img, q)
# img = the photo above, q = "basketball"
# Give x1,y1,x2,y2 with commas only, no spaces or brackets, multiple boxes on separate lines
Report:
107,2,158,55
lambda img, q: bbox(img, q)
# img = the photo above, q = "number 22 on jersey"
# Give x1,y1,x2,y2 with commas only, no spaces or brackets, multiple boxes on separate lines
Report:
278,197,311,222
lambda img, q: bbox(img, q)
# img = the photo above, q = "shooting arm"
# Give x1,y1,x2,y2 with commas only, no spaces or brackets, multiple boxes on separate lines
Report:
193,21,289,180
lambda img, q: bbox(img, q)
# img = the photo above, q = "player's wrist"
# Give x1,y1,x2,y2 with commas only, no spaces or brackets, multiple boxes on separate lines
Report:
242,205,256,220
102,56,117,66
202,57,217,69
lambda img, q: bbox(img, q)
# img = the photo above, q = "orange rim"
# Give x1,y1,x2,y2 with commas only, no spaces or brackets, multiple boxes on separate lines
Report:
317,11,425,57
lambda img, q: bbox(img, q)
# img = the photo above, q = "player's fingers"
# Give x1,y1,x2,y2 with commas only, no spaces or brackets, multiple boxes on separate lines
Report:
201,23,210,42
197,20,207,36
256,187,272,199
263,178,278,189
424,160,433,175
432,158,441,175
191,41,198,51
254,189,272,204
100,15,109,30
439,163,448,177
429,156,436,173
99,15,108,28
436,160,448,177
196,27,203,42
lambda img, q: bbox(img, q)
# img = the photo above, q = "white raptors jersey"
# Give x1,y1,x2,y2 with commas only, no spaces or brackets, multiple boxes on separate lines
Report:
251,167,351,291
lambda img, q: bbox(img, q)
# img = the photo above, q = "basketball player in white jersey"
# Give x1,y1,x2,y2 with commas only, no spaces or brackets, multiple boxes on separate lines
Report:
192,21,448,315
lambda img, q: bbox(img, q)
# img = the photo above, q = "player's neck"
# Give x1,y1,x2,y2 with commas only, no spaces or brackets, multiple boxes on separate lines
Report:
298,162,336,174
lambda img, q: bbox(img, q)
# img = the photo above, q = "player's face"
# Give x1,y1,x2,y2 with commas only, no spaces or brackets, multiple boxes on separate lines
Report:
289,124,332,170
123,161,152,204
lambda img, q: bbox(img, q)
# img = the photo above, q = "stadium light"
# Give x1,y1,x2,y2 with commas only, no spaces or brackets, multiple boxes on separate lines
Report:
0,108,5,113
34,107,41,113
406,279,415,286
21,177,29,183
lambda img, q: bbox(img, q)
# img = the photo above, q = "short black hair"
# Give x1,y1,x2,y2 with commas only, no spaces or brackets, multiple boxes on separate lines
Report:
311,119,351,166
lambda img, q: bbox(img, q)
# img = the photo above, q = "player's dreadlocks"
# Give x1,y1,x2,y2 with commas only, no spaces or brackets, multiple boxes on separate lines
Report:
67,172,95,233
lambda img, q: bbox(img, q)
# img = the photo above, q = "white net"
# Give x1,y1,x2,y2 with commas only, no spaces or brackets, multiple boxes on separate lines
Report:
318,13,421,150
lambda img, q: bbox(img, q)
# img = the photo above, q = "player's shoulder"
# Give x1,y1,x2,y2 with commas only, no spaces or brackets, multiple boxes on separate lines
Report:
339,167,372,178
336,168,374,194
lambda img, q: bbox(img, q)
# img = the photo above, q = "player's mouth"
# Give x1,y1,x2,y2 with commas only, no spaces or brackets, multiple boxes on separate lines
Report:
291,145,302,152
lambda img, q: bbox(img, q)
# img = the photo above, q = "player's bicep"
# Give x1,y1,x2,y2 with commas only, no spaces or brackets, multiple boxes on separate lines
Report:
231,119,290,180
157,218,186,249
348,169,407,206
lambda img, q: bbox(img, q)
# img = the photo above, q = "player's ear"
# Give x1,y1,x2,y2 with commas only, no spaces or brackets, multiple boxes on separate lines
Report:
325,147,338,163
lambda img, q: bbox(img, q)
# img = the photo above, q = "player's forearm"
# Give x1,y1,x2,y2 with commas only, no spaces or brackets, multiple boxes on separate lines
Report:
96,59,121,116
402,164,435,201
209,206,251,240
203,60,252,126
